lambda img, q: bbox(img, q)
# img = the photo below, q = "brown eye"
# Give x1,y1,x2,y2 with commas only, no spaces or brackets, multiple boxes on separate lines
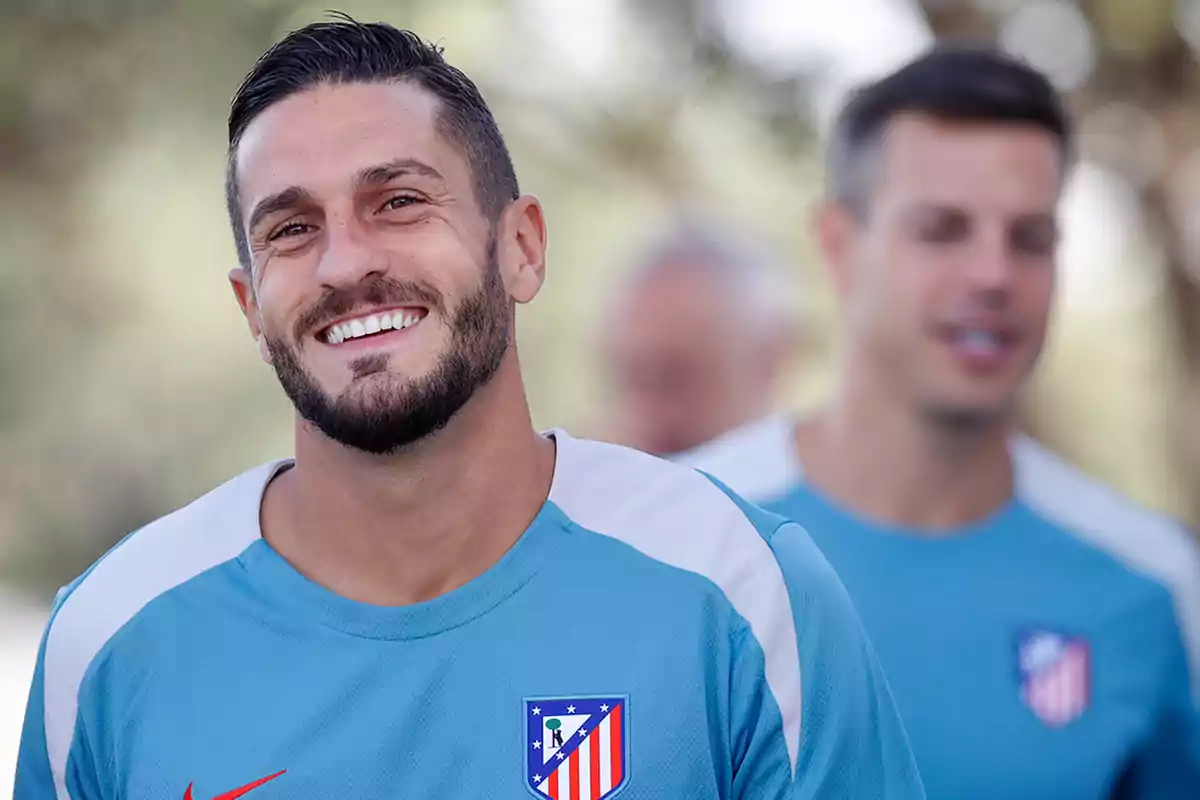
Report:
380,195,422,212
916,212,969,243
1011,220,1058,256
269,222,314,241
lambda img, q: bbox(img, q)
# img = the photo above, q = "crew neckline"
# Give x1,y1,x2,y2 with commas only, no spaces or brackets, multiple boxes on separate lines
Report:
783,480,1023,547
236,444,571,641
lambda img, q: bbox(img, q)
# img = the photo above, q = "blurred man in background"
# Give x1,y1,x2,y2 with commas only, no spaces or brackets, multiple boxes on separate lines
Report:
600,220,796,457
15,16,924,800
667,46,1200,799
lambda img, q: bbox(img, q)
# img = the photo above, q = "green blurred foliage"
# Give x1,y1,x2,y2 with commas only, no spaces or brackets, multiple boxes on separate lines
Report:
0,0,1194,600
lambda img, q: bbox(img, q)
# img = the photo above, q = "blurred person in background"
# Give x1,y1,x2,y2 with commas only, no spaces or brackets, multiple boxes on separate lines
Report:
15,16,924,800
675,46,1200,799
599,220,797,458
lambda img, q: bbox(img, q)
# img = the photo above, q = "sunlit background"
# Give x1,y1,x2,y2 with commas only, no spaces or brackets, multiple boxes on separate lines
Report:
3,0,1200,791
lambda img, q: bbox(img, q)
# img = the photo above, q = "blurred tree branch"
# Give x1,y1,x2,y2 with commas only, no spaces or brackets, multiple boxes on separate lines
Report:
487,0,822,201
2,0,1196,601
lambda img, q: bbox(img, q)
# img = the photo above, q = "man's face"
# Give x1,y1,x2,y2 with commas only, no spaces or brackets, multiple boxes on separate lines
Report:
835,113,1062,426
602,264,777,456
231,81,511,453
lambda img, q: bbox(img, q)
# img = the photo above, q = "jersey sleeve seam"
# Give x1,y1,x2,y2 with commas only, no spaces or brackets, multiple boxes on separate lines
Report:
764,518,798,546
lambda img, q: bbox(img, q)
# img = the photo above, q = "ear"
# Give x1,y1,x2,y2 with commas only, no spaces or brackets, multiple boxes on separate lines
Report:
814,200,859,299
229,267,272,364
497,195,547,305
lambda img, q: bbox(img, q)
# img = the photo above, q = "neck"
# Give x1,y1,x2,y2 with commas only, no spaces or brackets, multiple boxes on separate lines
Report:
796,364,1014,534
261,356,556,605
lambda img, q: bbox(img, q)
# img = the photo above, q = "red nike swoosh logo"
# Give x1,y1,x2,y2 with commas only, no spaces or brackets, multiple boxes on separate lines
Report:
183,770,286,800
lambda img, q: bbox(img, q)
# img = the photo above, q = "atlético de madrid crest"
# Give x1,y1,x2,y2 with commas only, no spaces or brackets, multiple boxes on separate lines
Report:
524,696,629,799
1016,629,1091,728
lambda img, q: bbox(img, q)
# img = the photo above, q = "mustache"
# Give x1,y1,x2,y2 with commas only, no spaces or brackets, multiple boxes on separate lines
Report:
292,277,444,342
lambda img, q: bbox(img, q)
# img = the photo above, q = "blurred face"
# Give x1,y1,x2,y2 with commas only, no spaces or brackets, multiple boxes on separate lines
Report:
230,82,521,454
826,113,1062,427
602,264,777,455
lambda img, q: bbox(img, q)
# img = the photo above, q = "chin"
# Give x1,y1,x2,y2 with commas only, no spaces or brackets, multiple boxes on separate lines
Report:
339,369,424,402
923,398,1011,431
327,355,430,388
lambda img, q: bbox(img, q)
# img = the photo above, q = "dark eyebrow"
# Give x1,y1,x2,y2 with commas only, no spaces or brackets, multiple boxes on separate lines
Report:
907,202,961,216
355,158,445,189
247,186,317,237
1012,211,1057,227
245,160,443,237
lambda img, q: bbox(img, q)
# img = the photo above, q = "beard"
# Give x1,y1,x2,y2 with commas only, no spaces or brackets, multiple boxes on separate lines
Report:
265,239,511,455
922,403,1003,434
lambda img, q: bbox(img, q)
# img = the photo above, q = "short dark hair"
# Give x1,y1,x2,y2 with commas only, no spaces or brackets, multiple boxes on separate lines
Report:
828,43,1073,216
225,13,519,269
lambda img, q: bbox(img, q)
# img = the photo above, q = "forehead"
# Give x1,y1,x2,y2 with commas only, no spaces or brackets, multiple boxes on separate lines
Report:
872,113,1064,213
235,81,466,208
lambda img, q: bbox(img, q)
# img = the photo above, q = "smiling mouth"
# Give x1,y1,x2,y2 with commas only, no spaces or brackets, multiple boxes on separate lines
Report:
319,307,429,345
946,326,1015,347
939,324,1021,362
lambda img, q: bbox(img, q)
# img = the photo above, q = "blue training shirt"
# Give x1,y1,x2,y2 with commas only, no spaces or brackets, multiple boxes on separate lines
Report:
16,431,923,800
675,415,1200,799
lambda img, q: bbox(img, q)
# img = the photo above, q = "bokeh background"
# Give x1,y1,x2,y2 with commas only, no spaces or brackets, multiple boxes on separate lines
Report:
3,0,1200,792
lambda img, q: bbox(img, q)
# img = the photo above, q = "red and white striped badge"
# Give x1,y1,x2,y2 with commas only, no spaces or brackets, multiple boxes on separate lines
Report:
526,696,628,799
1017,630,1091,728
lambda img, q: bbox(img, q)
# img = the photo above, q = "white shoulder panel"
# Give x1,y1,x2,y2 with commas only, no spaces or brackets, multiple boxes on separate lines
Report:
42,460,284,799
669,414,802,503
547,431,802,771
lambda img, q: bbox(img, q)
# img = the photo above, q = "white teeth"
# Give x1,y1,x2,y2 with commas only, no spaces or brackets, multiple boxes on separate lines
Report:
324,310,423,344
957,330,999,350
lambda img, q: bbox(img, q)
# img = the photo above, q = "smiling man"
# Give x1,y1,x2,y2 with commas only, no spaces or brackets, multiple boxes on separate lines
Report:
14,16,923,800
676,46,1200,799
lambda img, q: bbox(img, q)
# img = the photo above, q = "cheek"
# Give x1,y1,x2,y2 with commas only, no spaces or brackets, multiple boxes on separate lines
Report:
252,277,307,340
997,258,1053,336
1021,267,1057,321
854,254,923,333
395,224,481,284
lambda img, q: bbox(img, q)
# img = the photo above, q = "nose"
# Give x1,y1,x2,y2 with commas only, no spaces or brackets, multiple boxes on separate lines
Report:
966,227,1016,301
313,212,387,289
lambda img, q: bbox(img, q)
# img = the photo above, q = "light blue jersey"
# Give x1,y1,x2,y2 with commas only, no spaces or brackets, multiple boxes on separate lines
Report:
676,415,1200,799
16,431,923,800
